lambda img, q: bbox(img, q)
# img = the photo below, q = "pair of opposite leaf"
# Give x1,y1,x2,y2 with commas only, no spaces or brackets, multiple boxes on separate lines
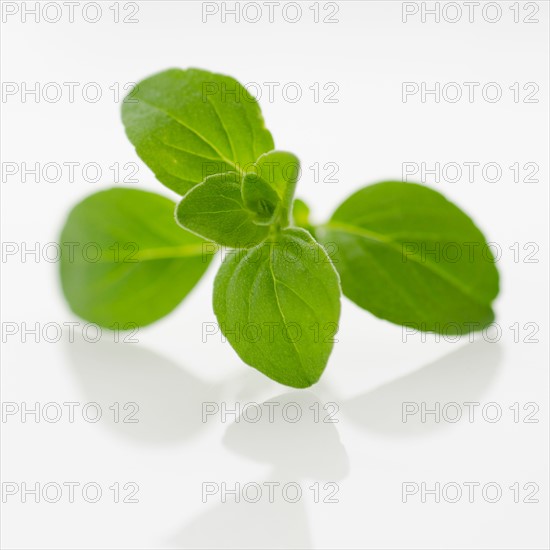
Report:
59,68,499,388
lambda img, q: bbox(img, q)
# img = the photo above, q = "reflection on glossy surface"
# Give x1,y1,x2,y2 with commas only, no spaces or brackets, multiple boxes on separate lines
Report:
173,391,349,549
342,340,503,435
224,391,349,480
65,337,221,444
172,495,312,550
66,334,502,549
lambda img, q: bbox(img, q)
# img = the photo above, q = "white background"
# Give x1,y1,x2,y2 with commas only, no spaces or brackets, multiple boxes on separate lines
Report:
1,1,549,548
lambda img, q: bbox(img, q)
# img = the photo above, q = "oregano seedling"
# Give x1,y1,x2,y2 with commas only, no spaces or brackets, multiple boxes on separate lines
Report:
59,68,499,388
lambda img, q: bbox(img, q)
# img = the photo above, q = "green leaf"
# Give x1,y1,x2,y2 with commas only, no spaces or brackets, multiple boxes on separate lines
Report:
122,68,274,195
315,181,499,334
292,198,312,232
176,171,269,248
247,150,300,226
60,188,213,328
213,228,341,388
241,172,281,225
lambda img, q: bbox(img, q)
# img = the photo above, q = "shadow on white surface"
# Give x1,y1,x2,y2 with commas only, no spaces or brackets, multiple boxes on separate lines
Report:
65,337,222,444
341,340,503,435
172,391,349,549
172,494,312,550
223,391,349,480
65,334,502,549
